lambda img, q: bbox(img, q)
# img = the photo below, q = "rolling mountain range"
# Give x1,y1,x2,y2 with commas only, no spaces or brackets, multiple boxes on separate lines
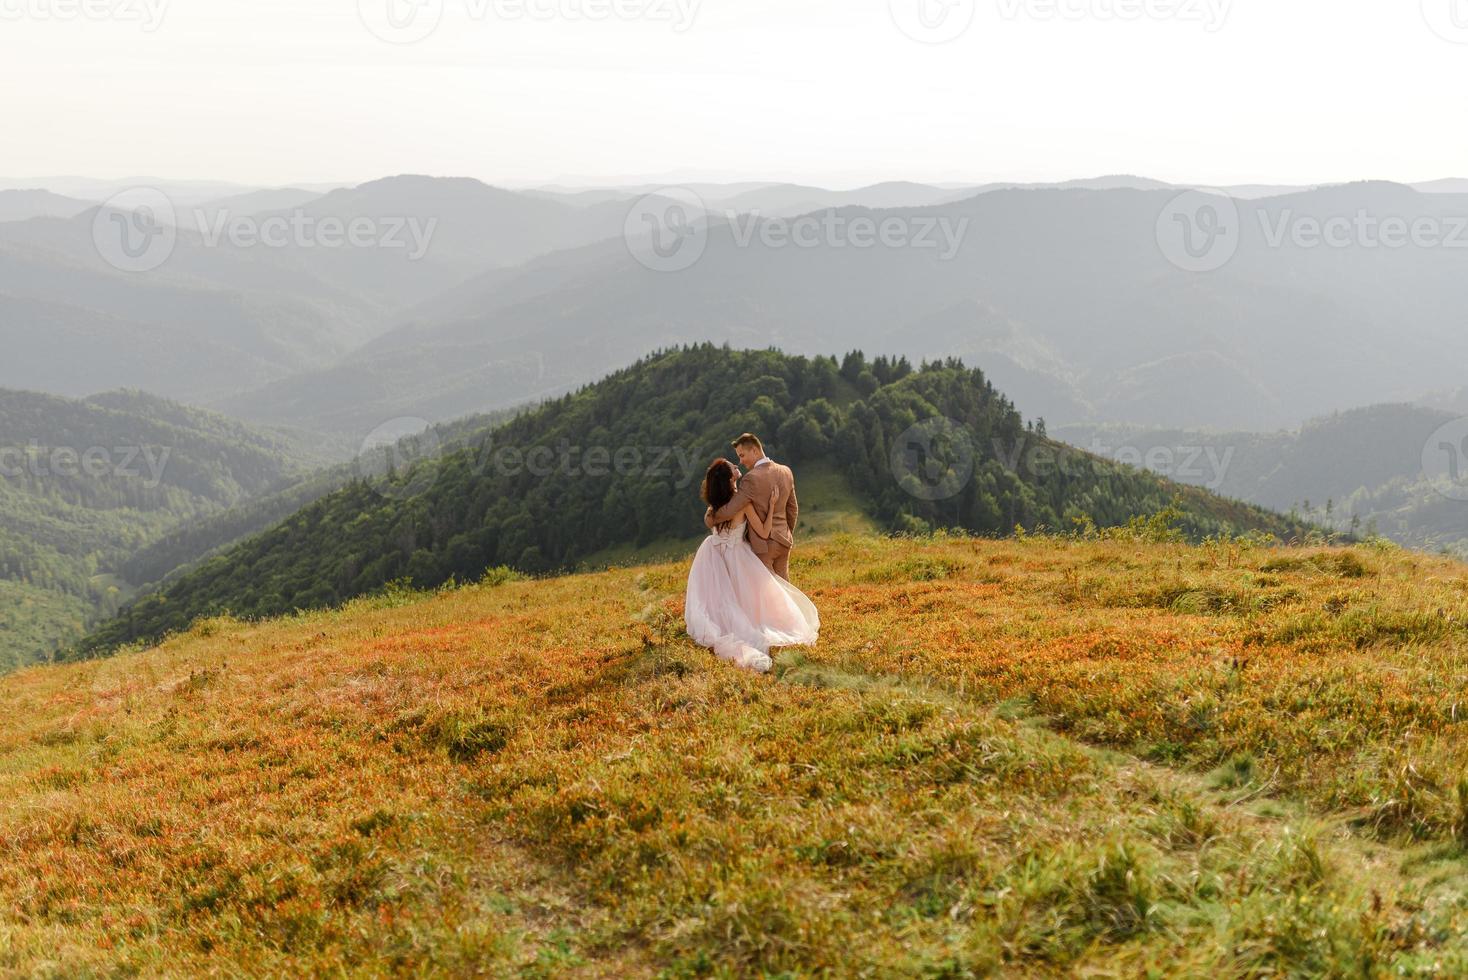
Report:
6,174,1468,439
0,189,94,222
209,180,1468,439
0,176,659,402
76,346,1310,659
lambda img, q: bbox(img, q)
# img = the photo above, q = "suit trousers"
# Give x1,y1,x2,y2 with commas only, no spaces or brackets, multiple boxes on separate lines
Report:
757,540,792,581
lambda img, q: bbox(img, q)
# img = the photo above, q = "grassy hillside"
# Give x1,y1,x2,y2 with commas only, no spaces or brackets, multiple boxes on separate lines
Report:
78,346,1311,659
8,532,1468,974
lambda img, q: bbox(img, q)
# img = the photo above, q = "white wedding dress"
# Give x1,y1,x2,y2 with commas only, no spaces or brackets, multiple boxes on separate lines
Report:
684,518,820,673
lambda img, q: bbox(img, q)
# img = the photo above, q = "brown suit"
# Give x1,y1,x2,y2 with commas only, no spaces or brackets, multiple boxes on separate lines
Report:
713,459,798,580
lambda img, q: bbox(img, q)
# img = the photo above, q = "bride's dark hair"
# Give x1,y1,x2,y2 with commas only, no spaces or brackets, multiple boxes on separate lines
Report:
701,458,738,530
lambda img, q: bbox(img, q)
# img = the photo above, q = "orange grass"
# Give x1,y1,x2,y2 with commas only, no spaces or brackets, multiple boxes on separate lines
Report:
4,533,1468,975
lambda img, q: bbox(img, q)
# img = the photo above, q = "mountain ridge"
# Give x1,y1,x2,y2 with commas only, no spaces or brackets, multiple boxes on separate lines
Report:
77,345,1311,659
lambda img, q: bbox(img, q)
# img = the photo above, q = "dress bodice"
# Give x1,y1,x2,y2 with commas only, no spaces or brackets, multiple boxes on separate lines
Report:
710,518,747,549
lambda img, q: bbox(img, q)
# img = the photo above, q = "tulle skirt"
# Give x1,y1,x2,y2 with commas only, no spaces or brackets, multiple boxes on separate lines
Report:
684,533,820,673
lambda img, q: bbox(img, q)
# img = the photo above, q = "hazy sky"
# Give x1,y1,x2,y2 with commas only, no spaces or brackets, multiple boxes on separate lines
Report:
2,0,1464,188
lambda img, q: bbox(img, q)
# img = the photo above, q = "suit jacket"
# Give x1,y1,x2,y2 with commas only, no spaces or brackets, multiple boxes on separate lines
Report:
712,459,798,553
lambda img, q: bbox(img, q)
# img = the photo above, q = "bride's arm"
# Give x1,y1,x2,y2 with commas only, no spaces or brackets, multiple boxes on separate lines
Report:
743,489,780,539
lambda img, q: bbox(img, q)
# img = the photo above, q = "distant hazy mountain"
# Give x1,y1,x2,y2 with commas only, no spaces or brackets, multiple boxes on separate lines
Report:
176,187,325,230
0,189,93,222
713,182,958,216
529,180,779,203
0,210,387,400
219,182,1468,438
1414,179,1468,194
0,292,301,401
520,187,637,207
0,176,653,403
945,176,1322,201
534,177,1169,214
0,176,264,207
1420,387,1468,414
943,175,1178,201
258,175,640,309
1057,403,1468,555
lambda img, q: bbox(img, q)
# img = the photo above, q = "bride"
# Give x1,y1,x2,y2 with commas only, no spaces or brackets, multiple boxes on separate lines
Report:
684,458,820,673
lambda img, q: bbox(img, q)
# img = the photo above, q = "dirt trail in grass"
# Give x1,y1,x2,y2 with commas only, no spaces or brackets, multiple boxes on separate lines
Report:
769,646,1468,931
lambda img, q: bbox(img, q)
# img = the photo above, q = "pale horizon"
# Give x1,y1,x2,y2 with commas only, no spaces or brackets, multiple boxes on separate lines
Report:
3,170,1465,197
3,0,1465,189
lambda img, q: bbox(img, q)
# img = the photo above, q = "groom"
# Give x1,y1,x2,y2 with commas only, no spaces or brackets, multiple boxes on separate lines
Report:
712,433,799,580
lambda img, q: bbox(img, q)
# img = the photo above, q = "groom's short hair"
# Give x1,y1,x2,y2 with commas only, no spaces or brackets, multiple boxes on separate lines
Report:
732,433,764,453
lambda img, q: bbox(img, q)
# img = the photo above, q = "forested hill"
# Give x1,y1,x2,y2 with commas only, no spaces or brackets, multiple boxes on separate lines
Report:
0,389,329,671
77,346,1309,657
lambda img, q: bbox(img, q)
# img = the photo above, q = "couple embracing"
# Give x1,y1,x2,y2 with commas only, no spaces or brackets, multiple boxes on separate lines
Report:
684,433,820,673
